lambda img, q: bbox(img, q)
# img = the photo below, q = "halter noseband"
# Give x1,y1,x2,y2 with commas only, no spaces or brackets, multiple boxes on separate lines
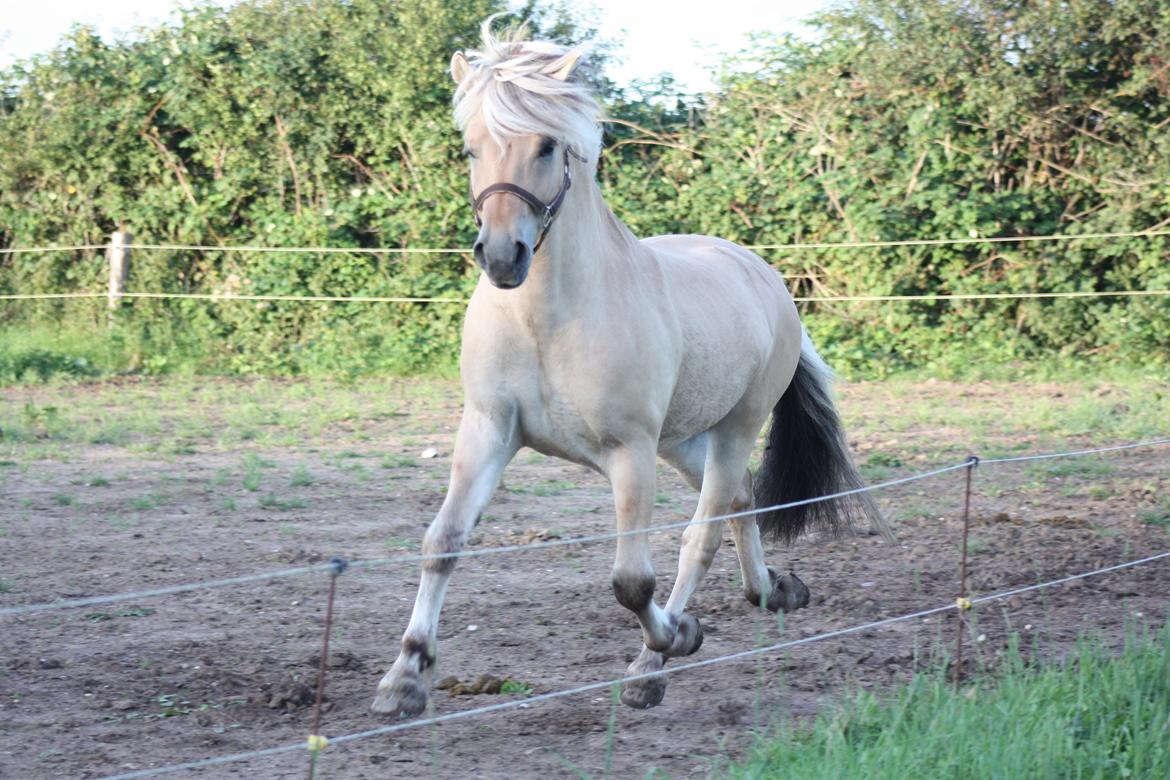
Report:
470,147,584,252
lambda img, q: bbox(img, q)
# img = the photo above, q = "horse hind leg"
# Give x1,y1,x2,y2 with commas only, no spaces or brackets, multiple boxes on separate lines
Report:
663,433,808,614
728,477,811,614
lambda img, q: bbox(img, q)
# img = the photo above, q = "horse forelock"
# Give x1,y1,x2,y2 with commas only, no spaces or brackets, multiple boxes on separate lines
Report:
453,18,601,159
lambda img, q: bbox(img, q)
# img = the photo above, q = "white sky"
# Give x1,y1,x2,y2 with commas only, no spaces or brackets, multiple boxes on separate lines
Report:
0,0,830,92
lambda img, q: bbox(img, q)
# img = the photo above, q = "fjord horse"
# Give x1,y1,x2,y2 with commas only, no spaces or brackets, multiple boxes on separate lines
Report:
373,19,883,716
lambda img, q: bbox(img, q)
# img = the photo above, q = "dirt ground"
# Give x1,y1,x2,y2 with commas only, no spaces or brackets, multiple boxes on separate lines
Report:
1,378,1168,779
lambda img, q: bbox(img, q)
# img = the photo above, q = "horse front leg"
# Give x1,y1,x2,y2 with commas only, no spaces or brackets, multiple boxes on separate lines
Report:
607,444,703,710
371,407,518,717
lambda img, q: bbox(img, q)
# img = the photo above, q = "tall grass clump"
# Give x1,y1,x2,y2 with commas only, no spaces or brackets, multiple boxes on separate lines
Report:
723,625,1170,779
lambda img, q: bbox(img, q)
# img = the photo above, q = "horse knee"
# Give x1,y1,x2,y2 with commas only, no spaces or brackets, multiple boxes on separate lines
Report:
680,524,721,568
612,569,656,612
421,523,464,576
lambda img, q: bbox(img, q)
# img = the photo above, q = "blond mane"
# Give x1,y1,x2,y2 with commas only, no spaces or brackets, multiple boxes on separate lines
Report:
452,17,602,160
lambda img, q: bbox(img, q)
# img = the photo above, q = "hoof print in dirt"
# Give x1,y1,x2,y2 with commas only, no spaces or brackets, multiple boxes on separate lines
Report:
306,650,364,672
716,700,748,726
764,568,811,613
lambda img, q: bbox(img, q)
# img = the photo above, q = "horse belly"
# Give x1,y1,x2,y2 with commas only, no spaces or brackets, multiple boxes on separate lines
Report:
657,270,784,446
658,345,754,446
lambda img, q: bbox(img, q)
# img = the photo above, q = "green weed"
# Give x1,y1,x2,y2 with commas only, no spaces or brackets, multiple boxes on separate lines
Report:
85,607,156,622
722,626,1170,780
499,680,533,696
259,493,307,511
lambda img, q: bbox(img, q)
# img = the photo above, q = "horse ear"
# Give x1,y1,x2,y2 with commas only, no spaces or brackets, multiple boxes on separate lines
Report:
547,49,583,81
450,51,470,85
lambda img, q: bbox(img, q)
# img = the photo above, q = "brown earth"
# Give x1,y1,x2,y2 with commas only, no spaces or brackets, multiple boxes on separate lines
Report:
1,378,1168,779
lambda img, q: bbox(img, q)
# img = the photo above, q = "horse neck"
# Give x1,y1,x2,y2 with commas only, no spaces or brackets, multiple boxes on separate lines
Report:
511,172,637,326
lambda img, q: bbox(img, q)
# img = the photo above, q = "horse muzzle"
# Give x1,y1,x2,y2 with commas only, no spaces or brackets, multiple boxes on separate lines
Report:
474,236,533,289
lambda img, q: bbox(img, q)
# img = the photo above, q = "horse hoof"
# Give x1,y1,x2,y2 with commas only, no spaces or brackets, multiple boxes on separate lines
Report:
765,568,810,613
371,673,429,718
621,676,667,709
663,612,703,658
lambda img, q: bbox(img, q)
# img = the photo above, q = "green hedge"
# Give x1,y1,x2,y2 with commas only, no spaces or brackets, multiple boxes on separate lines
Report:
2,0,1168,379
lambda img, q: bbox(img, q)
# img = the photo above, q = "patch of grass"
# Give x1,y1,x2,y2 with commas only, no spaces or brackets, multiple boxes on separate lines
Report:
867,452,903,468
1027,458,1115,481
52,493,74,506
128,495,158,511
962,536,990,555
258,493,308,511
895,501,935,522
1140,501,1170,527
104,513,134,530
499,679,533,696
380,454,418,469
385,535,421,551
242,456,264,492
1087,484,1116,500
243,453,276,469
289,465,314,487
513,479,577,497
85,607,156,622
860,452,904,481
721,626,1170,780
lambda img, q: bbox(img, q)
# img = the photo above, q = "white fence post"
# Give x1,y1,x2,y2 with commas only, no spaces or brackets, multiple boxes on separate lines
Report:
106,226,131,325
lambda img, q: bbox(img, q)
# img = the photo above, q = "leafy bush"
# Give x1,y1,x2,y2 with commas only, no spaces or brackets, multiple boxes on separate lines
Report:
1,0,1168,380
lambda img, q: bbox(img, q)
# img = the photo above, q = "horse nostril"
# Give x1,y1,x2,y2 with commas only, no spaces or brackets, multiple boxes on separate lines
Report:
473,241,486,268
513,241,530,267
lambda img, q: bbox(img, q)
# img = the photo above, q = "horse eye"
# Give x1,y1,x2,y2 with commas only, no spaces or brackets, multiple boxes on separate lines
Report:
463,148,476,160
538,138,556,158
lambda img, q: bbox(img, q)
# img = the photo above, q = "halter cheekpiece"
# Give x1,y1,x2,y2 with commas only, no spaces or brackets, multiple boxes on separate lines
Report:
470,147,585,252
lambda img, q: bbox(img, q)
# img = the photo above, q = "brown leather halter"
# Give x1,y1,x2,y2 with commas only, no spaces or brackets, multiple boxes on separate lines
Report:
470,147,583,252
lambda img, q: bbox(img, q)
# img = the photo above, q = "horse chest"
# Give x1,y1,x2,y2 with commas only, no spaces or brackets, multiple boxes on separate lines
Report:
515,374,610,469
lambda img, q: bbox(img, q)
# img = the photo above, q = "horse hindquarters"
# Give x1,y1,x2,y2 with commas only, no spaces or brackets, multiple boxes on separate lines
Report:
753,338,888,543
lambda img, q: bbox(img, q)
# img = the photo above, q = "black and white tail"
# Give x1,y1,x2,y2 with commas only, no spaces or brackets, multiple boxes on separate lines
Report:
753,333,889,543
